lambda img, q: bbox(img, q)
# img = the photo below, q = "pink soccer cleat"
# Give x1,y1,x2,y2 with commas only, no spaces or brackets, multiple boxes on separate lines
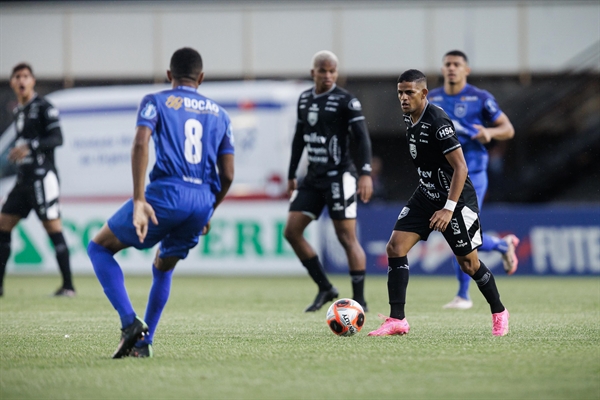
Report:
368,314,410,336
501,234,520,275
492,309,510,336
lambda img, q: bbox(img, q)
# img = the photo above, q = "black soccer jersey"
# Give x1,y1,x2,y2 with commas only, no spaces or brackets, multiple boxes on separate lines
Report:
404,102,477,207
12,95,63,183
288,85,372,182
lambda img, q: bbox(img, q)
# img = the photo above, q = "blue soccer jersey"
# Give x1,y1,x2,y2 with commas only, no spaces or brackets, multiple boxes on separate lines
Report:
136,86,234,194
428,84,502,173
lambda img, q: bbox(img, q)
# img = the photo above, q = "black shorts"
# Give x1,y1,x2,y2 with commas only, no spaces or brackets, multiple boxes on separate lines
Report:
289,172,357,220
1,171,62,221
394,190,482,256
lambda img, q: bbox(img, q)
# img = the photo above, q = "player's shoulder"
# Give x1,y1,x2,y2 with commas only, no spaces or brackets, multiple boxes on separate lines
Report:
428,86,445,100
299,87,313,100
464,83,495,99
426,102,451,121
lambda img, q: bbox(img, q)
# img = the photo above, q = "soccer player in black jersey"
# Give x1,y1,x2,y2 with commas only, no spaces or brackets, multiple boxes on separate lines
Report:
0,63,75,297
284,50,373,312
368,69,509,336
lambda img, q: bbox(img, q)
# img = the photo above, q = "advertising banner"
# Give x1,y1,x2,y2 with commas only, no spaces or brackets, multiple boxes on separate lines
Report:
6,200,314,276
321,204,600,276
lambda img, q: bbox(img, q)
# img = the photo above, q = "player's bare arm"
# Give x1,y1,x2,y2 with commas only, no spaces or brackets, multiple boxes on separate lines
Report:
429,147,468,232
357,175,373,203
8,144,30,162
131,125,158,243
214,153,234,210
287,179,297,197
472,113,514,144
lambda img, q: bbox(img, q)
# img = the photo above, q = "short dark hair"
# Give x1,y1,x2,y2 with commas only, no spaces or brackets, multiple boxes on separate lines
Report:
397,69,427,85
11,62,34,78
170,47,203,81
444,50,468,63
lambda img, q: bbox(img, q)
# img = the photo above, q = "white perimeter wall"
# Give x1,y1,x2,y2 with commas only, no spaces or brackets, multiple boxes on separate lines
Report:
1,1,599,80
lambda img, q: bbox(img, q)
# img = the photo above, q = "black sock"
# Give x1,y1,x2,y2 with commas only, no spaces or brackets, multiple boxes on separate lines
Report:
471,261,504,314
0,231,11,289
301,256,332,291
388,256,409,320
49,232,74,290
350,270,366,304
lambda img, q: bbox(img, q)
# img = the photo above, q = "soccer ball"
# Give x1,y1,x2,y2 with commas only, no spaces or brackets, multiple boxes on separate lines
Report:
326,298,365,336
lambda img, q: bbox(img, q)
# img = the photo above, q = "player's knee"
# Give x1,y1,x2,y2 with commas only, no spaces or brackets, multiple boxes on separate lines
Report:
457,256,479,276
386,240,405,258
283,225,301,244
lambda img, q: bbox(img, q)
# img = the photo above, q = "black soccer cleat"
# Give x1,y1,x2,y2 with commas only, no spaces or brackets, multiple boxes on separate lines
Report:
129,343,153,358
112,317,149,359
304,286,339,312
355,299,369,313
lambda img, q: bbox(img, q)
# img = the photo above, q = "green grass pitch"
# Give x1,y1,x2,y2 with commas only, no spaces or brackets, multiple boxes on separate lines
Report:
1,275,598,399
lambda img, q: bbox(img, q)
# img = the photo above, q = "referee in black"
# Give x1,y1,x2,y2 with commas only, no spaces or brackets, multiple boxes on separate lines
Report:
284,50,373,312
0,63,75,297
369,69,509,336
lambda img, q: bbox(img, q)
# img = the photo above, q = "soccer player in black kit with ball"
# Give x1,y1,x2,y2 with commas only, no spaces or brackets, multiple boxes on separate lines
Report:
284,50,373,312
368,69,509,336
0,63,75,297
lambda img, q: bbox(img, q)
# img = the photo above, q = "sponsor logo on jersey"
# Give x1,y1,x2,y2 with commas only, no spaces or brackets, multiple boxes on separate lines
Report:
409,143,417,159
183,97,219,114
435,125,455,140
485,98,498,114
349,98,362,111
460,96,478,101
329,135,340,165
141,102,158,119
308,105,319,126
166,95,183,110
454,103,467,118
438,169,451,192
303,132,326,144
451,218,461,235
46,107,59,119
398,207,410,220
16,112,25,132
331,182,341,199
418,168,432,178
332,203,344,211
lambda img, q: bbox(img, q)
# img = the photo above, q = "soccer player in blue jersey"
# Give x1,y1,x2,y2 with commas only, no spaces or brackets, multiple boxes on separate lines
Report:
87,47,234,358
428,50,518,310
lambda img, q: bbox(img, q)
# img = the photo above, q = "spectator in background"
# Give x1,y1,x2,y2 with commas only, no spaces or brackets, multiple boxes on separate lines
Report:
285,50,373,313
0,63,75,297
428,50,519,310
370,155,388,201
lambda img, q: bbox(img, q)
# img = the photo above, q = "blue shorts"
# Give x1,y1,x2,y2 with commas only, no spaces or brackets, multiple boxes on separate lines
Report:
469,170,488,210
108,179,215,259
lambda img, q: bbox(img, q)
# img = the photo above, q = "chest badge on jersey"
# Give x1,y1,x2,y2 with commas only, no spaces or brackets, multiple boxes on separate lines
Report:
308,104,319,126
16,112,25,133
454,103,467,118
409,143,417,159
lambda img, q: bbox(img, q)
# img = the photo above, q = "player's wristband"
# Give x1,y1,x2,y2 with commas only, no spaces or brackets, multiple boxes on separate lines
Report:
443,199,457,212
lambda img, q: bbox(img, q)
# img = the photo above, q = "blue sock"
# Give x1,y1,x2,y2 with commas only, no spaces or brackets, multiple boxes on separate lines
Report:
87,241,136,329
452,258,471,300
481,233,508,253
136,266,173,346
